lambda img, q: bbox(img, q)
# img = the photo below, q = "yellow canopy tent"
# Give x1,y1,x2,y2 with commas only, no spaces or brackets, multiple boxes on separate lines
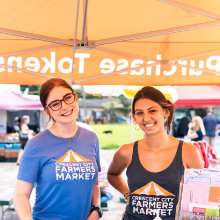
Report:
0,0,219,85
123,86,178,102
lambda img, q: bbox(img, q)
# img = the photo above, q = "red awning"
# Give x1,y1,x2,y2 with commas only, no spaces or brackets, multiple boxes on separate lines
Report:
174,86,220,107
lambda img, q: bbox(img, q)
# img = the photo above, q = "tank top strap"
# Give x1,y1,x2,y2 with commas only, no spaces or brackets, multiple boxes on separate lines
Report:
131,141,139,164
171,140,184,168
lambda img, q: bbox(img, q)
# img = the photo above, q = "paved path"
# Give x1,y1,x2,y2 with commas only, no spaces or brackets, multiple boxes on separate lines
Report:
100,149,126,220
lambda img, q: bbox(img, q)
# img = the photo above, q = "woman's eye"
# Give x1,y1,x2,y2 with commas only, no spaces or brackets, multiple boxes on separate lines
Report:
51,102,60,107
135,112,143,116
64,95,72,101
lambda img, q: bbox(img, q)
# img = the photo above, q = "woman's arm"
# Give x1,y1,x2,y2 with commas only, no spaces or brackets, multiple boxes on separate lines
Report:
187,125,199,140
20,124,29,135
14,180,34,220
183,142,204,169
91,179,100,206
107,145,131,198
87,179,100,220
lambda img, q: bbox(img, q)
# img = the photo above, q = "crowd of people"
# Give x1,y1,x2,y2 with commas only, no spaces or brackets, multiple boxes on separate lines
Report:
12,78,218,220
176,109,220,151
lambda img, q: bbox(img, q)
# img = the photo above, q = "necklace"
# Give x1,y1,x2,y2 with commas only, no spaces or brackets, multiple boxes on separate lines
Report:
66,138,72,150
64,127,79,150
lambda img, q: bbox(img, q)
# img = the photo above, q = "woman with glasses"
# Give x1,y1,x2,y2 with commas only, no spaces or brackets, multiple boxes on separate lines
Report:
14,78,102,220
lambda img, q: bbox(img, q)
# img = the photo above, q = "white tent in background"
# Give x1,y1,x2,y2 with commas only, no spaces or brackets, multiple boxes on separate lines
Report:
83,85,140,97
0,84,21,94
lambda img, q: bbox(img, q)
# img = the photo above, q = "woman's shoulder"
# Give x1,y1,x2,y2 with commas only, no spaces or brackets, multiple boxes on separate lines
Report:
110,142,135,168
182,141,204,168
27,130,49,143
22,130,48,154
78,126,98,139
170,136,199,156
115,142,135,160
120,141,135,151
182,141,198,153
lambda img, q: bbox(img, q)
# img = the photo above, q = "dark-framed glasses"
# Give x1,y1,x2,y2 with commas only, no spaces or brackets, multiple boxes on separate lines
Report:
46,93,76,111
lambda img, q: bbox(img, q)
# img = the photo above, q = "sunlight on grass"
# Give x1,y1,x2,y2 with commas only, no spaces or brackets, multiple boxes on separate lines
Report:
91,123,144,150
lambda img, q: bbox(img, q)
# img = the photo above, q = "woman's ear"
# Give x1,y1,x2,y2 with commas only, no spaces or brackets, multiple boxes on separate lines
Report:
43,108,50,117
164,109,170,119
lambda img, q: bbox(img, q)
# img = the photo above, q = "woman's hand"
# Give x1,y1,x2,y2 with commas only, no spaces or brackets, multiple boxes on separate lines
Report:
121,193,130,219
124,193,130,204
188,122,193,129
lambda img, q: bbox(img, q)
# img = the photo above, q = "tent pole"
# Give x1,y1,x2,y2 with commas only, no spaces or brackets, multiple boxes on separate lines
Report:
130,99,134,142
82,86,87,121
130,115,134,142
71,0,80,85
81,0,88,46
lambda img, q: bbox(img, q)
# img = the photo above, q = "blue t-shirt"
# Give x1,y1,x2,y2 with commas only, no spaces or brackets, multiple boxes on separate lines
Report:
203,115,220,137
17,126,101,220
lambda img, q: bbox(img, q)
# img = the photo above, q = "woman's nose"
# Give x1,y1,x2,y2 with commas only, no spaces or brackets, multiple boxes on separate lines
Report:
143,112,150,121
61,101,69,109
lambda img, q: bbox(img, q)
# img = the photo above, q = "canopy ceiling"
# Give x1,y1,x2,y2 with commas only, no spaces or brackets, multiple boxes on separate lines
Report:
0,0,220,85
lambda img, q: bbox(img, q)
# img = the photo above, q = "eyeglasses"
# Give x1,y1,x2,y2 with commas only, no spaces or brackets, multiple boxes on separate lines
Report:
46,93,76,111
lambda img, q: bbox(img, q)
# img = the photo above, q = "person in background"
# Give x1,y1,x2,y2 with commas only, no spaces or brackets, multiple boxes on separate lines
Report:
176,115,191,139
14,78,102,220
203,109,220,150
98,157,114,211
13,116,20,133
16,115,34,165
107,86,203,220
187,116,206,142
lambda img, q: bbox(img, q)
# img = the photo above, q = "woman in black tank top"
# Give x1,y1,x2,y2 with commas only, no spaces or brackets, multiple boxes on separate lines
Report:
108,86,204,220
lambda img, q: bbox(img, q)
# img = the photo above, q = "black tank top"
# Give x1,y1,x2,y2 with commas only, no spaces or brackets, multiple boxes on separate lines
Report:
124,141,184,220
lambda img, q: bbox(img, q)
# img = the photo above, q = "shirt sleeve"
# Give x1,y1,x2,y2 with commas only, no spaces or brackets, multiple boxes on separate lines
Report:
95,138,101,172
17,140,42,183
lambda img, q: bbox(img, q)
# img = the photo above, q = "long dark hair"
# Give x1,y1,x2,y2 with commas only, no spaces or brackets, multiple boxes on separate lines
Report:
132,86,175,133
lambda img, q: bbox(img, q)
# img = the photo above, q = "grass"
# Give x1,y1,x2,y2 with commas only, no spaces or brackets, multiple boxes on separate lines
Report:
91,123,144,150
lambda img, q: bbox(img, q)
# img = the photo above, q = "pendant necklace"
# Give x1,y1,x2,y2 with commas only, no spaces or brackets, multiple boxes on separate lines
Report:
65,130,78,150
63,126,78,150
66,139,72,150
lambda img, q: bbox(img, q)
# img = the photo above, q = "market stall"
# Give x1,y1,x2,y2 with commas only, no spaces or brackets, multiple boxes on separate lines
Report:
0,90,42,161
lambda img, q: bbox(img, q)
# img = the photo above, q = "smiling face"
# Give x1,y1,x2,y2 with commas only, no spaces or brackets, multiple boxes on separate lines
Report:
45,86,79,125
133,98,169,135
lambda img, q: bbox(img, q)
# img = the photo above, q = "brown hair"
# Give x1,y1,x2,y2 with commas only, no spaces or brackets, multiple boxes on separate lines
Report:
40,78,74,108
132,86,175,133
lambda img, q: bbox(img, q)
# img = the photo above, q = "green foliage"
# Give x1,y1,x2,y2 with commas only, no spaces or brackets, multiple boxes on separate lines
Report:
20,85,40,94
74,88,103,99
113,95,131,115
117,95,131,108
91,123,144,150
103,102,118,123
